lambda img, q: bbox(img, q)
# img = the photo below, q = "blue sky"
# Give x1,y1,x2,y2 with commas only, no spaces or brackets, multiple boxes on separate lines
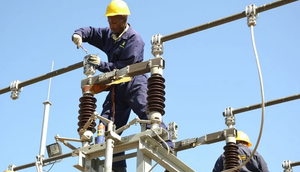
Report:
0,0,299,172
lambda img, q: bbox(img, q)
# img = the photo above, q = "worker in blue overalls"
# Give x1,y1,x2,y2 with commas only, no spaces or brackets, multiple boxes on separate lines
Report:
213,131,269,172
72,1,174,171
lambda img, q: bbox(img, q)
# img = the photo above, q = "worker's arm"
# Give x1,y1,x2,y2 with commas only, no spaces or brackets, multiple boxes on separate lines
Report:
73,26,144,73
74,26,109,51
212,154,224,172
256,153,270,172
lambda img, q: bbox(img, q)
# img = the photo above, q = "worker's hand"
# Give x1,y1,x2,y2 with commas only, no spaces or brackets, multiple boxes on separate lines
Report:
87,54,101,66
72,34,82,49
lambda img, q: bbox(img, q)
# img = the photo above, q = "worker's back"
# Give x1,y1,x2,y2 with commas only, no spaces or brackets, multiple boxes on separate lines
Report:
212,144,269,172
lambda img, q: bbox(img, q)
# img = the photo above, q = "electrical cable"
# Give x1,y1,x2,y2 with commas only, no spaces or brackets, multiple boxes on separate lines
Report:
222,24,265,172
43,163,55,172
43,159,62,172
148,129,170,172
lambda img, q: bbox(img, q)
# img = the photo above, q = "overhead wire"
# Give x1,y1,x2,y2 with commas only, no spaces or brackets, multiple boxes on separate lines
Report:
222,22,265,172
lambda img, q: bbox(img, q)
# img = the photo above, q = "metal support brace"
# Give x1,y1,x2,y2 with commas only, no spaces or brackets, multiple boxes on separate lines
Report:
74,151,85,171
77,127,169,159
246,4,258,27
103,121,115,172
139,135,195,172
83,159,98,172
10,80,22,100
136,148,152,172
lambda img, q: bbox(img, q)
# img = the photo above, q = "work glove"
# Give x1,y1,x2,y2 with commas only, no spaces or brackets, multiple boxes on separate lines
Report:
72,34,82,49
87,54,101,66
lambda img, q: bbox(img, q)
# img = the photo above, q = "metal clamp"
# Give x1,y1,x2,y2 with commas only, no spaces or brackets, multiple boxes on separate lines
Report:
151,34,164,57
167,122,178,141
10,80,23,100
246,4,258,27
6,164,16,172
83,54,97,77
224,107,235,127
283,160,292,172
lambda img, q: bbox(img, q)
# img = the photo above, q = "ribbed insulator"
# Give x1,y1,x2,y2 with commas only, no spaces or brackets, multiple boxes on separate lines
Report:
77,93,97,133
223,142,239,171
147,74,166,115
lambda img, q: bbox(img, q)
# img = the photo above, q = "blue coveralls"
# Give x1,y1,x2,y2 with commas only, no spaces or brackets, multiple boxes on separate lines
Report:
74,25,174,168
212,144,270,172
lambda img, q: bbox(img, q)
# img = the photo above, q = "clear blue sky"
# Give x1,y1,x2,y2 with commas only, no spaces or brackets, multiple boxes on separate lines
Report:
1,0,299,172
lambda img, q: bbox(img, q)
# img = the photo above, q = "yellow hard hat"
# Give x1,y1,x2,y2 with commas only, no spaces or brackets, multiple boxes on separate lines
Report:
236,131,252,147
105,0,130,17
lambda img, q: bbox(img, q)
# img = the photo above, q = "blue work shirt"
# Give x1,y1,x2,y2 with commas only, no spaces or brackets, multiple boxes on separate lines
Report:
74,25,145,73
213,144,270,172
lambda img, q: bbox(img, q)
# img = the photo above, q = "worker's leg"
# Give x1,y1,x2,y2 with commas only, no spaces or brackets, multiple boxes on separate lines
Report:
125,74,174,148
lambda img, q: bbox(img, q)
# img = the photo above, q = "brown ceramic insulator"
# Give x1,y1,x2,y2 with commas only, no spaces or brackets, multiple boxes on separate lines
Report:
147,74,166,115
223,142,240,171
77,93,97,133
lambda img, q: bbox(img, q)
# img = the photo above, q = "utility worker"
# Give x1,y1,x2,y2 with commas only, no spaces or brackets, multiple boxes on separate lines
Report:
213,131,269,172
72,0,174,172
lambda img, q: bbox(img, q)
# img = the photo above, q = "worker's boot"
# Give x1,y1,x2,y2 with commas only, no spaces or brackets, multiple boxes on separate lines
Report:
112,166,127,172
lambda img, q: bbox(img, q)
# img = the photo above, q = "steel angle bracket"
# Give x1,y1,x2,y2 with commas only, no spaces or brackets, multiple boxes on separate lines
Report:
139,135,195,172
77,127,168,160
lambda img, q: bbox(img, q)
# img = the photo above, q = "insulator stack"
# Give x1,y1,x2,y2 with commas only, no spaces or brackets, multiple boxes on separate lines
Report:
223,142,239,171
78,93,97,133
147,74,166,115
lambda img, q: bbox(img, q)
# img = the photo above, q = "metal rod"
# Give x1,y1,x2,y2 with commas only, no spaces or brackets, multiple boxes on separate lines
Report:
115,117,140,134
13,152,73,171
161,0,298,43
62,141,77,150
224,93,300,115
39,61,54,157
0,61,83,95
291,161,300,167
104,122,114,172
